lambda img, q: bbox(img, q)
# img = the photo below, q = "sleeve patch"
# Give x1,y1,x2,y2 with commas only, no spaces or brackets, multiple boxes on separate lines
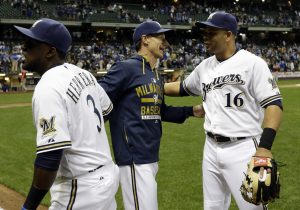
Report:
39,116,57,137
268,77,278,89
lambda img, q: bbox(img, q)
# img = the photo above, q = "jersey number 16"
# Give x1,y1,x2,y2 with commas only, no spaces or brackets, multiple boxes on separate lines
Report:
225,92,244,108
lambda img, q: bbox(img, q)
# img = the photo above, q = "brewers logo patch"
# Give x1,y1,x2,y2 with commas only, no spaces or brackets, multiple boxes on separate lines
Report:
268,77,278,89
40,116,57,136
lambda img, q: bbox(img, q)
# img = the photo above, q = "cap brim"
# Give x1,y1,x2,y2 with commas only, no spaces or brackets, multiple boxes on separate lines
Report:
152,28,172,35
196,21,225,30
14,26,44,42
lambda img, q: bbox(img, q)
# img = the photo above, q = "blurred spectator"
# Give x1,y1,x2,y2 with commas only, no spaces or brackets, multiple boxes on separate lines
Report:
19,68,27,91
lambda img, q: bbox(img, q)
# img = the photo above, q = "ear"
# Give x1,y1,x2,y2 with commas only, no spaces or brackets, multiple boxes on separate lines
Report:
45,46,57,58
141,35,150,46
226,31,233,41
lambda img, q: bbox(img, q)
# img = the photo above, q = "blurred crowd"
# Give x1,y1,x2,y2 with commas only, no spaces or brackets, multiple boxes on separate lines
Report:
4,0,48,18
1,39,299,75
2,0,300,26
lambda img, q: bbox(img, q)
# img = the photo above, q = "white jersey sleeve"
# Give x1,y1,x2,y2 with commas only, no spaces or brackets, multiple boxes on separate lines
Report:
97,83,113,117
250,56,282,107
183,66,202,96
33,83,71,154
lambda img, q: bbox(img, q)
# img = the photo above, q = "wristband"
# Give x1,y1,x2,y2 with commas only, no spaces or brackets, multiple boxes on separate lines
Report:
23,185,48,210
258,128,276,150
185,106,194,117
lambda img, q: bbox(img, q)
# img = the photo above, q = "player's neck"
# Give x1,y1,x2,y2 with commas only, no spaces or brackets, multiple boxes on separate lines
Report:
215,45,237,62
138,52,157,70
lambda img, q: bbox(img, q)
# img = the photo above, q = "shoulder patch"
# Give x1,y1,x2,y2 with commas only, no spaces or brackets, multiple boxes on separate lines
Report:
268,77,278,89
39,116,57,136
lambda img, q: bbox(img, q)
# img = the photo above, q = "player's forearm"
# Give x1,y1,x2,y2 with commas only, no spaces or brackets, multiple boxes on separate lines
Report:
23,167,57,210
164,81,181,96
32,166,58,189
257,105,283,151
263,105,282,131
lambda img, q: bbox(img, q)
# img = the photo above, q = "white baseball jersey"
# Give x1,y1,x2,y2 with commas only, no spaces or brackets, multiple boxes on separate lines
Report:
33,63,114,178
183,49,282,137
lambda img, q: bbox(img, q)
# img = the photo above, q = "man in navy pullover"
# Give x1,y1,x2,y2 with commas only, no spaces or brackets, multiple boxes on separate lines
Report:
99,20,204,210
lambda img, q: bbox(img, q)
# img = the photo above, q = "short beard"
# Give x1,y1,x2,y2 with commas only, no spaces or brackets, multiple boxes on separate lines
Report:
23,59,46,75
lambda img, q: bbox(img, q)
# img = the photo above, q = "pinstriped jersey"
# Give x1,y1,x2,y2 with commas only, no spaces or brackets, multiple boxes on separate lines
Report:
33,63,113,178
183,49,282,137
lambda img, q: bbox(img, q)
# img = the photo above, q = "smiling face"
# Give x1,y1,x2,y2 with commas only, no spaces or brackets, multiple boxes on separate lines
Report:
144,33,169,59
202,27,231,55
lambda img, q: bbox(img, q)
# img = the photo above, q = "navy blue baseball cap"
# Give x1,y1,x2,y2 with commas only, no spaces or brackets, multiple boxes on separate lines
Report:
133,20,172,44
197,11,238,35
14,18,72,54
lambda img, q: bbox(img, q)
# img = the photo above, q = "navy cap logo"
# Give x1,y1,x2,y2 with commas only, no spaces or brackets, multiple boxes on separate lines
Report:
207,12,217,20
32,19,43,28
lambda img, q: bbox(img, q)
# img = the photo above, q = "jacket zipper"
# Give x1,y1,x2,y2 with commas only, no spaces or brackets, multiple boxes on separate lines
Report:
123,126,129,143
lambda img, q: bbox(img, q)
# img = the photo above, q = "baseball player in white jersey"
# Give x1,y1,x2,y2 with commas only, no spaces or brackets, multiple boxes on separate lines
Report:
14,18,119,210
164,11,283,210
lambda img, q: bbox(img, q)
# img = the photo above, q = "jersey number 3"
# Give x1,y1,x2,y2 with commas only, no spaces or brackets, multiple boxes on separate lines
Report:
86,94,102,133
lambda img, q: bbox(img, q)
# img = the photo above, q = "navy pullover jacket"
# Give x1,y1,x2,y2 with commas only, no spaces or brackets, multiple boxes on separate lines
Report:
99,55,193,165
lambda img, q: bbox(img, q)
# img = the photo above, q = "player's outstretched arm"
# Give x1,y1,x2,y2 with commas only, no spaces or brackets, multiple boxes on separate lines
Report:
164,81,181,96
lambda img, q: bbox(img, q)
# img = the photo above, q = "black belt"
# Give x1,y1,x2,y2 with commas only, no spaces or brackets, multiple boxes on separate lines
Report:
207,132,246,143
88,165,103,173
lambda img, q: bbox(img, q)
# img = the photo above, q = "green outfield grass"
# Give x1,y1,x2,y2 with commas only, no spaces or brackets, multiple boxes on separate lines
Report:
0,79,299,210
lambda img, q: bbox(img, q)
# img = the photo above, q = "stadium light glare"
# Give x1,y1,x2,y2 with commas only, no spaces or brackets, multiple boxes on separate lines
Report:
0,73,5,77
97,71,108,75
164,69,174,73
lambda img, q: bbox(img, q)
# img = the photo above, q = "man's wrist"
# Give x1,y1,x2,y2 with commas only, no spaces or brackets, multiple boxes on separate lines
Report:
258,128,276,150
23,185,48,210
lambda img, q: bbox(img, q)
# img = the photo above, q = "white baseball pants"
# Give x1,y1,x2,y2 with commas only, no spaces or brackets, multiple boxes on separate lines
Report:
203,135,268,210
119,162,159,210
49,162,120,210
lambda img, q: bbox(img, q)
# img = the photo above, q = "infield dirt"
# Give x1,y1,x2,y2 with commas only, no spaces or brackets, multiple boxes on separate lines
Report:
0,184,47,210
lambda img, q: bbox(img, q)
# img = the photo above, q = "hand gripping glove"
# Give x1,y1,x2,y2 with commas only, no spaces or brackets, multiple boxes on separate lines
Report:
240,156,280,205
